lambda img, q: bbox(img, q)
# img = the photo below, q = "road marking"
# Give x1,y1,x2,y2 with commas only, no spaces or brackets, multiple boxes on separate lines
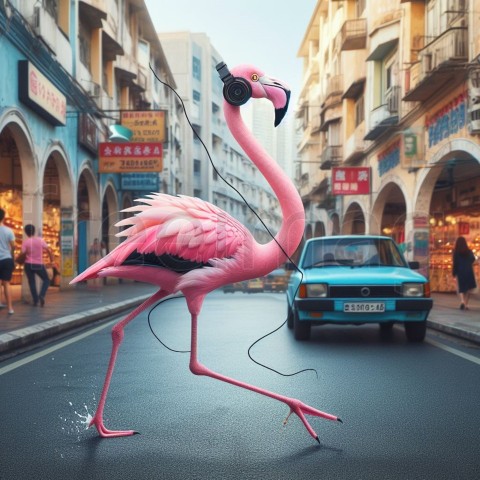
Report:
0,319,116,376
426,338,480,366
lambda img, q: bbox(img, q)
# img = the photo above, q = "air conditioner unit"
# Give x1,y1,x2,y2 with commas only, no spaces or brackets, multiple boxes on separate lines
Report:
467,104,480,134
89,82,101,97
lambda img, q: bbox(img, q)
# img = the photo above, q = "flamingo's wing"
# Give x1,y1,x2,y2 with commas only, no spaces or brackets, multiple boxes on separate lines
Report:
71,193,251,283
114,193,250,264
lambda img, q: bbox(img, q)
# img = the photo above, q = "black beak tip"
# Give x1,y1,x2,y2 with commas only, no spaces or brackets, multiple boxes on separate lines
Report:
274,90,290,127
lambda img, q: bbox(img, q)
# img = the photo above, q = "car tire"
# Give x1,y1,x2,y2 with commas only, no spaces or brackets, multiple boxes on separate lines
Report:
287,305,294,329
293,308,311,341
404,321,426,342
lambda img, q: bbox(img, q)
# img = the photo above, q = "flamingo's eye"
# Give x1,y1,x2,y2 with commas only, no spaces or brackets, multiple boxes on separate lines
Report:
251,73,259,82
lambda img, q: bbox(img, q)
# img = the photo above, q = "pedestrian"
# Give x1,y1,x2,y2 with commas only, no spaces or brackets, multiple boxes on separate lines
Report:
21,224,54,307
452,236,478,310
0,207,15,314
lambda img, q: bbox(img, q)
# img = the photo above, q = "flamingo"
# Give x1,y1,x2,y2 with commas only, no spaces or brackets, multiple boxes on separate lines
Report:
71,64,342,443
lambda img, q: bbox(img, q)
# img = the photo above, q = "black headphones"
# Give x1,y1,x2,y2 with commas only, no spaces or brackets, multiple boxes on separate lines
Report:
216,62,252,106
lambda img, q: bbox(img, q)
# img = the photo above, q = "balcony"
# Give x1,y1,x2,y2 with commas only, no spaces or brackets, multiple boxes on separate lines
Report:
338,19,367,51
404,27,468,102
364,86,400,141
320,145,343,170
344,126,366,164
322,75,343,113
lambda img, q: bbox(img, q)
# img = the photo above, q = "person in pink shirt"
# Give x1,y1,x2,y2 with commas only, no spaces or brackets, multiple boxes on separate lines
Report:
21,224,54,307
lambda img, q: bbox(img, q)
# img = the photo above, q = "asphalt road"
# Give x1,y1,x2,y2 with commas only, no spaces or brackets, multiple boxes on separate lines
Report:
1,292,479,480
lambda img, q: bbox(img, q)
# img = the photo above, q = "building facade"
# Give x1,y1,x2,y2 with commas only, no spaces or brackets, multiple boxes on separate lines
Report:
297,0,480,292
0,0,179,296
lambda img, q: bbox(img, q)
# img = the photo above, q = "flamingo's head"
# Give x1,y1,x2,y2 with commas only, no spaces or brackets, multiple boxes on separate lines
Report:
217,63,291,127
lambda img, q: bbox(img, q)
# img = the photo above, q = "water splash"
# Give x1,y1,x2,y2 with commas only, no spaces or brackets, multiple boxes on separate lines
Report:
60,401,94,439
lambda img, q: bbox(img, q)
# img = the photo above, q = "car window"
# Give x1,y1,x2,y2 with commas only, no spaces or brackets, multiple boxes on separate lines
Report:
302,238,407,268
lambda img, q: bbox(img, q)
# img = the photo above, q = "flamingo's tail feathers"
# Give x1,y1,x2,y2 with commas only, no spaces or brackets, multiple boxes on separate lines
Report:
69,258,110,283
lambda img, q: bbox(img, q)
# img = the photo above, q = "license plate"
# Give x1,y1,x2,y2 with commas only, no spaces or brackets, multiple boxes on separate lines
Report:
343,302,385,313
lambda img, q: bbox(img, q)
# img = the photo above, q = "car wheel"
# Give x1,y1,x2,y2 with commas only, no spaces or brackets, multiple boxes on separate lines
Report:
293,308,311,341
286,305,294,329
404,321,426,342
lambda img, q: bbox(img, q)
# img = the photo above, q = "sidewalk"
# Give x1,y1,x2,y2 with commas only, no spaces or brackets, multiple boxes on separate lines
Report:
0,281,156,355
0,283,479,356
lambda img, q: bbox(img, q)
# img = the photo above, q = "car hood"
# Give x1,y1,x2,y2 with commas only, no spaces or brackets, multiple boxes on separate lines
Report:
302,266,427,284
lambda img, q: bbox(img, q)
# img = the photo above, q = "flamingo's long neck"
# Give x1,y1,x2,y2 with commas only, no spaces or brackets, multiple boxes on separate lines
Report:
224,103,305,271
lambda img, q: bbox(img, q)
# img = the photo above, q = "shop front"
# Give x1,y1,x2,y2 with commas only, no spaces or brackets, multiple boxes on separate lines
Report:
417,88,480,292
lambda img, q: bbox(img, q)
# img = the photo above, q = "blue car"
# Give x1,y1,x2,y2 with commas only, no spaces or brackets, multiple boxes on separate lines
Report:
286,235,433,342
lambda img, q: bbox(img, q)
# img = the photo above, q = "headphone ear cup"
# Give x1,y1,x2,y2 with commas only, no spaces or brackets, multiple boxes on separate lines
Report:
223,78,252,106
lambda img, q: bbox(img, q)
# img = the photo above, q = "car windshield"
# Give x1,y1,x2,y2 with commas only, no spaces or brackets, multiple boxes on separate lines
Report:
302,237,407,269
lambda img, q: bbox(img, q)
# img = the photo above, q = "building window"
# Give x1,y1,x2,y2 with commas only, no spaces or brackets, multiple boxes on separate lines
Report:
193,56,201,81
355,95,364,127
194,189,202,198
194,159,201,176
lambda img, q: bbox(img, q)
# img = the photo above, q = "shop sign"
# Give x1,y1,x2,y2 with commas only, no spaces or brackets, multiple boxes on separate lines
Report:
78,113,98,154
332,167,370,195
120,111,166,142
377,139,400,176
401,128,426,169
426,92,466,148
458,222,470,235
18,61,66,126
98,142,163,173
61,219,74,277
413,216,428,228
121,173,159,191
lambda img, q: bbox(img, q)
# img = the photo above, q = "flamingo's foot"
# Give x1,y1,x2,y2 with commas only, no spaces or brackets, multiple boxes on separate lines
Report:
283,398,342,443
89,415,139,438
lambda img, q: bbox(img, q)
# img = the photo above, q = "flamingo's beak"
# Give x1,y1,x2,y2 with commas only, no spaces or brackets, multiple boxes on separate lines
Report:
260,76,291,127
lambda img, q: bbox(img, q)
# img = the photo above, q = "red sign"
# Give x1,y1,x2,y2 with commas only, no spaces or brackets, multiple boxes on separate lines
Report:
332,167,370,195
98,142,163,173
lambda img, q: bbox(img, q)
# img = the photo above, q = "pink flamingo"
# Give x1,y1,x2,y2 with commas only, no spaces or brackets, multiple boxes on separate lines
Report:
71,64,341,443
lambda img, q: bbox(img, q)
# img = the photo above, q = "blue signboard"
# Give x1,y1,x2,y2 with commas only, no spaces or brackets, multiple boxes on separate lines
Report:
121,173,159,191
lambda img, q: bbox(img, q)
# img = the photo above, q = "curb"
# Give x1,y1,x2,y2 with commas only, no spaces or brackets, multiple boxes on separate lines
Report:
427,318,480,345
0,294,151,354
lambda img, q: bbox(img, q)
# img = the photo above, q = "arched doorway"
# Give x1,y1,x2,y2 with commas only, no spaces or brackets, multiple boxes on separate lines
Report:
425,156,480,292
101,184,119,255
314,221,325,238
374,183,407,244
0,118,36,287
342,202,366,234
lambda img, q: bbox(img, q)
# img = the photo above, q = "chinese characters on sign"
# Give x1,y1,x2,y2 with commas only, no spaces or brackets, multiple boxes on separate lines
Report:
332,167,370,195
18,61,67,126
99,142,163,173
121,111,166,142
426,92,466,148
378,139,400,176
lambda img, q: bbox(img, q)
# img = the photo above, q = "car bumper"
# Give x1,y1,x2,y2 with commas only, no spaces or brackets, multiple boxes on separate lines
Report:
294,298,433,323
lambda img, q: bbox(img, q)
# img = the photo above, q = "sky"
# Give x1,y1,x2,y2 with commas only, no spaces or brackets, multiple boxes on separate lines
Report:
143,0,317,109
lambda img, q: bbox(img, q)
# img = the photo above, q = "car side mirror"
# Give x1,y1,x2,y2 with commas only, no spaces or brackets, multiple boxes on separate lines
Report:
408,261,420,270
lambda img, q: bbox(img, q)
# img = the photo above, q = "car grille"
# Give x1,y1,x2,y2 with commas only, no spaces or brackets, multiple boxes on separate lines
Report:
329,285,403,298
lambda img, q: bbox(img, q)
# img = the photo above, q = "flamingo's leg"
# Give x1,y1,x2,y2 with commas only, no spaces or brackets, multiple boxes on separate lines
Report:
188,311,341,443
90,289,170,438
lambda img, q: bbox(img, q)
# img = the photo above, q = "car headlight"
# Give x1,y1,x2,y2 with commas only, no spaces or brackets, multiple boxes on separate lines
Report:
299,283,328,298
402,283,425,297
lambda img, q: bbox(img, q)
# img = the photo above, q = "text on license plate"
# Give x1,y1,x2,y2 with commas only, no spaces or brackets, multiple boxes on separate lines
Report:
343,302,385,313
